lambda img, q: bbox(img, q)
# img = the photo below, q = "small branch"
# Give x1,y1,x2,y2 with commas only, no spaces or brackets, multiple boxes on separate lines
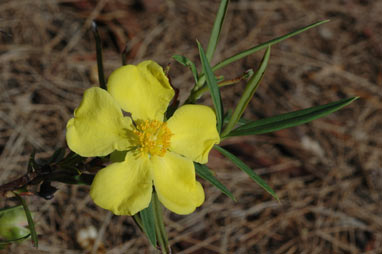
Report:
0,153,100,197
185,69,253,104
0,172,38,196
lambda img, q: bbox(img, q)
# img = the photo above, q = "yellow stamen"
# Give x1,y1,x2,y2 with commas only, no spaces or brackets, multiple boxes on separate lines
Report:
133,120,172,157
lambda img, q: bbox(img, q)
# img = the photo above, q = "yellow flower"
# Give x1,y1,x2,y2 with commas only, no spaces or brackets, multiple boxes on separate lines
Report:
66,60,220,215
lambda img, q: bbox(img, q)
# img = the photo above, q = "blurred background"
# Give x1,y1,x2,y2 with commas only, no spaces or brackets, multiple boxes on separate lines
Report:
0,0,381,253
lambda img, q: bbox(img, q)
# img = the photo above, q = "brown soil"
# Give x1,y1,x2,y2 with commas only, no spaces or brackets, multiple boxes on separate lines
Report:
0,0,381,253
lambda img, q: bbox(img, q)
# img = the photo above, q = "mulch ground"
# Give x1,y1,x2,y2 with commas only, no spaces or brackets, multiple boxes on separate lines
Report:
0,0,381,253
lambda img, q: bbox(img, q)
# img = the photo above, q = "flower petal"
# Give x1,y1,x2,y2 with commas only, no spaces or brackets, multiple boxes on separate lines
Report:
167,105,220,164
107,60,174,121
152,152,204,215
90,153,152,215
66,87,133,157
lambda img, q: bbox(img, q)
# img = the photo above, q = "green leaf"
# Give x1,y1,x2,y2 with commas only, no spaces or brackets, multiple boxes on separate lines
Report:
198,41,224,133
223,110,250,126
213,20,329,71
60,152,85,166
221,46,271,137
27,151,36,173
91,21,106,90
140,199,157,247
172,55,199,83
49,172,94,185
0,205,30,243
15,193,38,248
206,0,229,61
194,163,235,201
48,148,66,164
0,234,31,247
227,97,358,137
214,145,278,200
152,192,169,253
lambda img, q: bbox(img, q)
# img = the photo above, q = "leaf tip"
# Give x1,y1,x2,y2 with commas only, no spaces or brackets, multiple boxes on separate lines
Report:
352,96,360,101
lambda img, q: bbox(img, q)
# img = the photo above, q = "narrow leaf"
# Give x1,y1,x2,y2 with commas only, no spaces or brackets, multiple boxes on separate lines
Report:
140,200,157,247
198,41,224,133
15,193,38,248
206,0,230,61
60,152,85,165
172,55,199,83
221,46,270,137
213,20,329,71
48,148,66,164
121,42,129,65
152,192,169,253
223,110,250,126
194,163,235,201
91,21,106,90
27,151,36,173
228,97,358,137
214,145,278,200
49,172,94,185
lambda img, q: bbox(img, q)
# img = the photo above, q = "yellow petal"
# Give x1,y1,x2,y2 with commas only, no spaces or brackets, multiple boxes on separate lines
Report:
152,152,205,215
167,105,220,164
107,60,174,121
90,153,152,215
66,87,133,157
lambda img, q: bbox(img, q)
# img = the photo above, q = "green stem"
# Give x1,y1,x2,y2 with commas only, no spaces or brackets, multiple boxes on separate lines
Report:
185,70,252,104
153,192,169,253
15,193,38,248
194,70,253,102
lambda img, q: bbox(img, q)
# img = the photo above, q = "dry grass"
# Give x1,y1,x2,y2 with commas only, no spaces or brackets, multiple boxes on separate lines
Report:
0,0,381,253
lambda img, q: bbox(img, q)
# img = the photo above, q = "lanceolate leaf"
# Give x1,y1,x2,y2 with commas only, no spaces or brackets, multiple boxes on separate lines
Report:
15,193,38,248
198,41,224,133
223,110,250,126
172,55,199,83
214,145,278,200
194,163,235,201
140,199,157,247
47,148,66,164
221,46,271,137
212,20,329,71
91,21,106,90
152,192,169,252
227,97,358,137
206,0,230,61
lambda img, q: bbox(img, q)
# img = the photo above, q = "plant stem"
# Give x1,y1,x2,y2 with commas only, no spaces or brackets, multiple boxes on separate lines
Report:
185,70,252,104
153,192,169,253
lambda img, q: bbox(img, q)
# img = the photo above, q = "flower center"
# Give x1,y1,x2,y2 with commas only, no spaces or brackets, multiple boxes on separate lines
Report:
133,120,172,157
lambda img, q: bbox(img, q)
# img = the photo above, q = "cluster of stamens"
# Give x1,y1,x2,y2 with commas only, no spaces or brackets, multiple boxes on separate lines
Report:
133,120,172,157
